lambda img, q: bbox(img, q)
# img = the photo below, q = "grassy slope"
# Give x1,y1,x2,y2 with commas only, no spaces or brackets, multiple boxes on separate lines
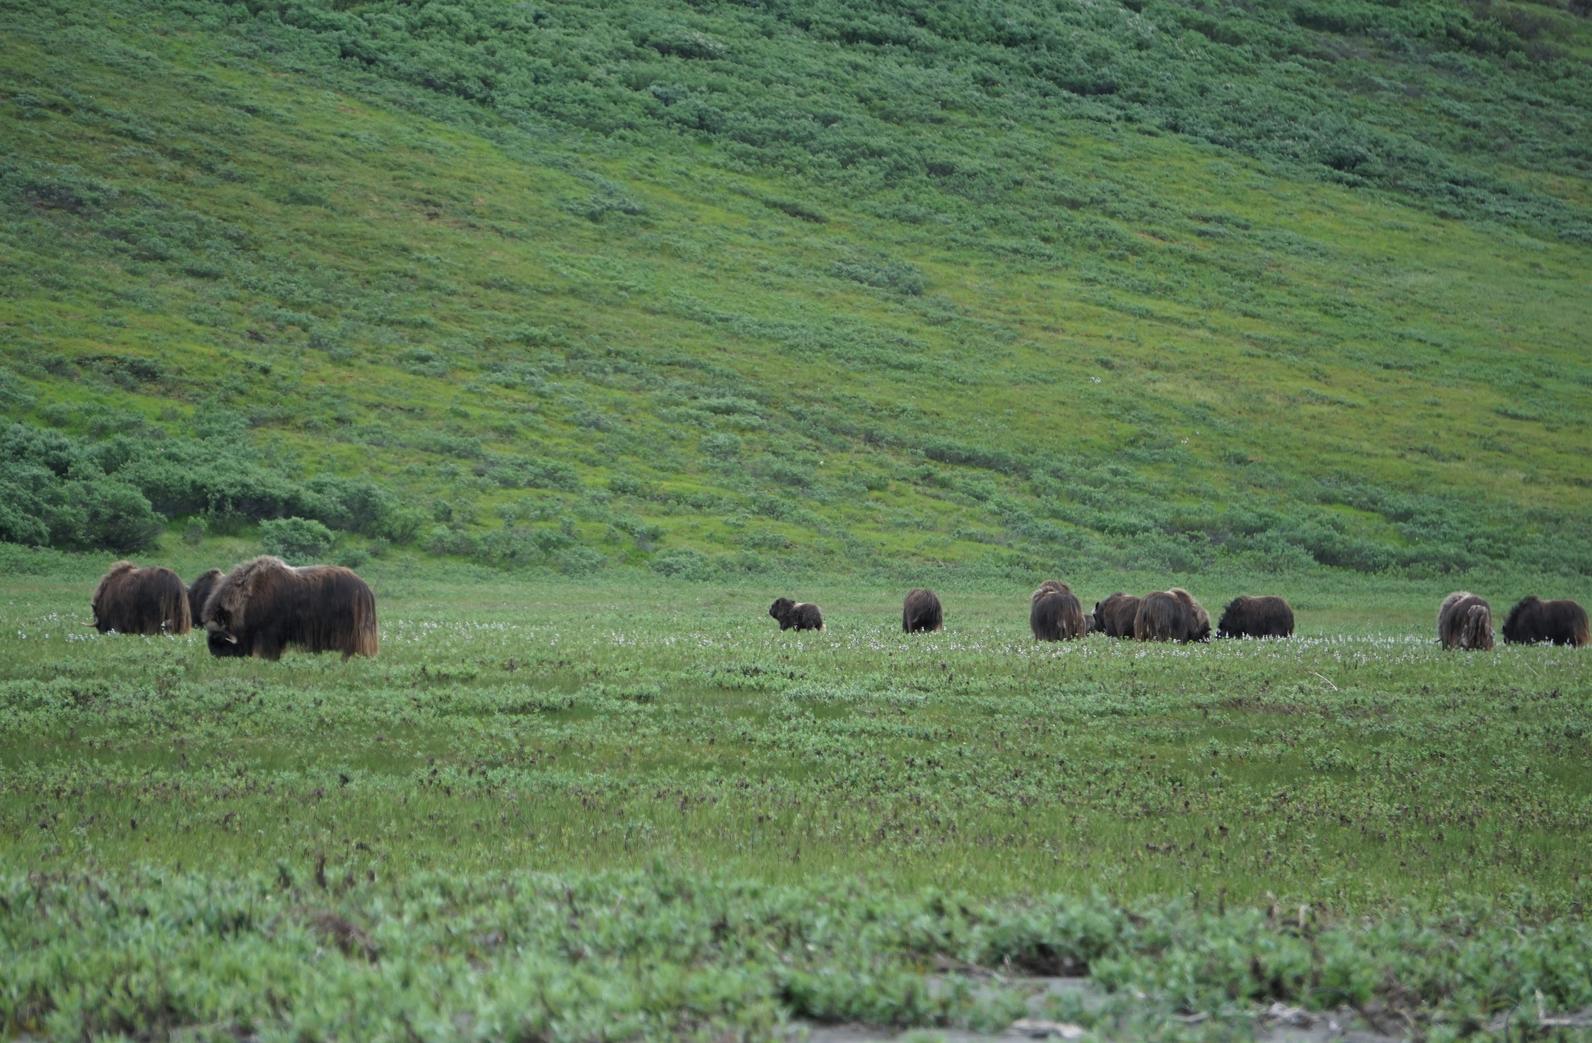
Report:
1,0,1589,579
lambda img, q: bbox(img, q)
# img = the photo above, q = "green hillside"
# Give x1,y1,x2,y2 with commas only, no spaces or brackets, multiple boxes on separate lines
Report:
3,0,1590,579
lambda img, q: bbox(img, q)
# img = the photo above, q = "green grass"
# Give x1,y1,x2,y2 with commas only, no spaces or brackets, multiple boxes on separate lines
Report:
2,0,1590,577
3,554,1589,1037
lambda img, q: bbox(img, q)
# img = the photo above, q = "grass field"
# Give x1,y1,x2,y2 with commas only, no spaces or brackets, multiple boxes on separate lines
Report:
4,552,1589,1038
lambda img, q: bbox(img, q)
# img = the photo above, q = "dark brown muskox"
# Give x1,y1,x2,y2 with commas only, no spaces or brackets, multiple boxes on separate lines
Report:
1091,593,1141,638
1133,588,1210,642
902,588,943,633
201,555,378,660
187,569,224,625
1437,592,1493,651
769,597,824,631
1501,596,1588,647
1030,581,1087,641
1216,595,1295,639
87,562,191,635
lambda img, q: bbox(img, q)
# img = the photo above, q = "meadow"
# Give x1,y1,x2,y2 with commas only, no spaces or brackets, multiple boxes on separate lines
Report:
3,551,1589,1039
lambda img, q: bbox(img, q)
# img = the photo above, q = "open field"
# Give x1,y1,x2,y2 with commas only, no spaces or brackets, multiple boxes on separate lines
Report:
4,554,1590,1038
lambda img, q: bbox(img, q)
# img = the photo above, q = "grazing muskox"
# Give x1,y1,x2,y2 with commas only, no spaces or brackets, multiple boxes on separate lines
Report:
1501,596,1588,647
1437,592,1493,651
769,597,824,631
1030,581,1087,641
1133,588,1210,642
1091,593,1141,638
201,556,378,660
1216,595,1295,639
87,562,191,635
902,588,943,633
187,569,224,625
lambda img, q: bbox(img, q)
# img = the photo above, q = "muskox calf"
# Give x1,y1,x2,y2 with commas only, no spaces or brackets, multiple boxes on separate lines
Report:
1502,596,1588,647
187,569,224,625
1030,581,1087,641
87,562,191,635
769,597,824,631
202,555,378,660
1216,595,1294,639
1134,588,1210,642
902,588,943,633
1437,591,1493,651
1092,593,1141,638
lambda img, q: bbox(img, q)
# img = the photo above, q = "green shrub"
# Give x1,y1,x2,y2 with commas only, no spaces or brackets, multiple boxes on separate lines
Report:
259,517,335,563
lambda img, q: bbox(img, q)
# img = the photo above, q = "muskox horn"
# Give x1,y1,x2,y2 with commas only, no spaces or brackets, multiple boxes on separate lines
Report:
82,620,99,627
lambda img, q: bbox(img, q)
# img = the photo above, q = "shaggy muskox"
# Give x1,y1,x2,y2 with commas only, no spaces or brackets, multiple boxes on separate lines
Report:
1091,593,1141,638
1216,595,1294,639
1030,581,1087,641
87,562,191,635
201,556,378,660
1501,596,1588,647
902,588,943,633
1437,592,1493,651
187,569,224,625
1133,588,1210,642
769,597,824,631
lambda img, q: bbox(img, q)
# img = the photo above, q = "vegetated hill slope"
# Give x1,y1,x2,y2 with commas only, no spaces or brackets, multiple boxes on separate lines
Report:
2,0,1589,579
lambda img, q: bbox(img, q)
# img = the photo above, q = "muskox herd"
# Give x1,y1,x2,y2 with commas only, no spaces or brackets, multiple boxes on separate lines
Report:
1436,592,1590,651
767,585,1587,648
87,556,378,659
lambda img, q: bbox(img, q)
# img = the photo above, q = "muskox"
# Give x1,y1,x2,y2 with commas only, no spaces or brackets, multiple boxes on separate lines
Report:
1133,588,1210,642
1216,595,1294,639
1501,596,1588,647
1437,592,1493,651
1091,592,1141,638
769,597,824,631
201,556,378,660
902,588,943,633
1030,581,1087,641
187,569,224,625
87,562,191,635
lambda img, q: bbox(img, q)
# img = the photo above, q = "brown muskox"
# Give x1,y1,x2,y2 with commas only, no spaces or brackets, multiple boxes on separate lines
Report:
902,588,943,633
1030,581,1087,641
1437,591,1493,651
1133,588,1210,642
1091,593,1141,638
1216,595,1294,639
187,569,224,625
769,597,824,631
201,556,378,660
1501,596,1588,647
87,562,191,635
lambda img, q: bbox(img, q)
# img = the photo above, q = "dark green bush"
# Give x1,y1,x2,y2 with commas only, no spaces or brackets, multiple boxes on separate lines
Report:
259,516,335,562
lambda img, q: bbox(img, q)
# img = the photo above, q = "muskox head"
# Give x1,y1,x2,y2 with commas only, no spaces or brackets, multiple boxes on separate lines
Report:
1458,604,1493,650
769,597,796,626
201,555,286,649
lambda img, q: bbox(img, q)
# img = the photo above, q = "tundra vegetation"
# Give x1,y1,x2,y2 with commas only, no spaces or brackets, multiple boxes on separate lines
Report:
0,0,1588,581
3,0,1591,1036
2,555,1590,1039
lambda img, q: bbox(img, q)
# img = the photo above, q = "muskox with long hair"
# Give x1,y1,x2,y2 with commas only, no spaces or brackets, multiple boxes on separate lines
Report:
769,597,824,631
1437,592,1493,651
1216,595,1294,639
1030,581,1087,641
187,569,224,625
1134,588,1210,642
87,562,191,635
902,588,943,633
201,556,378,660
1091,593,1141,638
1501,596,1588,647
